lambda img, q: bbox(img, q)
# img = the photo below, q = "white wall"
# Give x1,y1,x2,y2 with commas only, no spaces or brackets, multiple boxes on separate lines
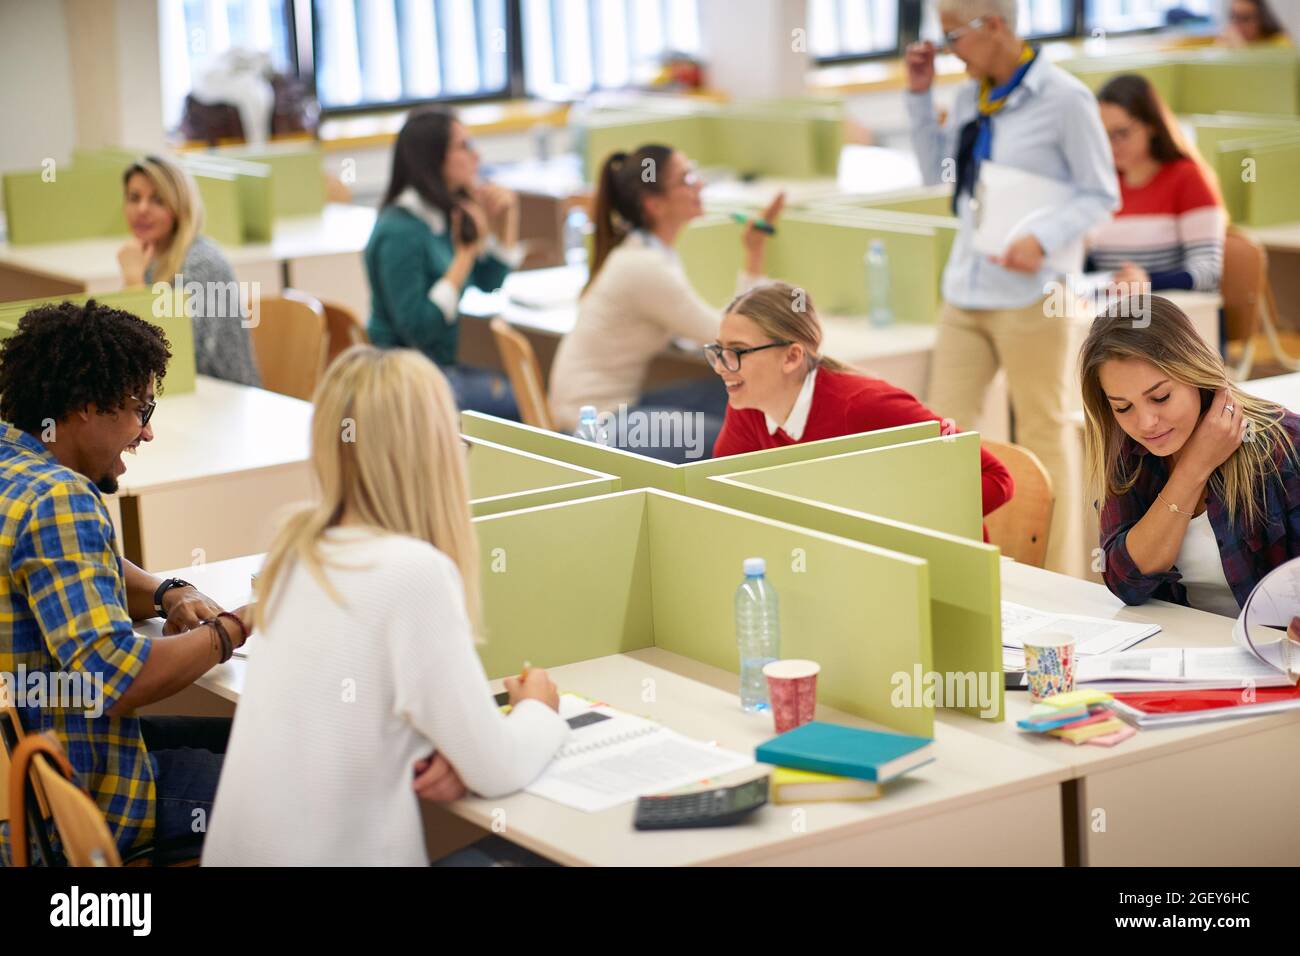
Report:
698,0,810,100
0,0,78,176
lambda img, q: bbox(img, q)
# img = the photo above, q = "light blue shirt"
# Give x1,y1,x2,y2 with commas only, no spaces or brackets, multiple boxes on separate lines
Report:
906,56,1120,310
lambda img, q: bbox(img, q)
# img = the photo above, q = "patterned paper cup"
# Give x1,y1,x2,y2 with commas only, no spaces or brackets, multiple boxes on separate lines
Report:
1023,632,1078,702
763,659,820,733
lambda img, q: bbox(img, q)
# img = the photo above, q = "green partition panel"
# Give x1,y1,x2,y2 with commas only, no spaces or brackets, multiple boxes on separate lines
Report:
1,166,123,244
467,435,620,516
221,143,325,218
187,168,244,248
719,433,985,541
677,214,747,307
645,491,933,735
1178,52,1299,115
181,155,274,242
581,114,713,181
714,113,819,179
461,411,938,493
1215,130,1300,224
1191,113,1300,161
699,474,1003,720
1243,139,1300,226
474,489,935,735
0,288,196,394
849,186,955,218
1059,56,1181,104
475,491,655,677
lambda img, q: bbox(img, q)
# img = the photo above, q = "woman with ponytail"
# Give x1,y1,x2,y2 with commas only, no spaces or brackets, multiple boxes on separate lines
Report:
710,282,1014,521
365,107,523,419
1082,296,1300,615
204,346,567,865
548,145,783,461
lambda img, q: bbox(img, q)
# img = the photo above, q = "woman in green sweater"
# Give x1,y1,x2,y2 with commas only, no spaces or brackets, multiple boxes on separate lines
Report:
364,107,521,419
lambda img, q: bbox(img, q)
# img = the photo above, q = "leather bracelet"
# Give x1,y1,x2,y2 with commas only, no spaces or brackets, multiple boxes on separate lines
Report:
204,618,233,664
216,611,248,647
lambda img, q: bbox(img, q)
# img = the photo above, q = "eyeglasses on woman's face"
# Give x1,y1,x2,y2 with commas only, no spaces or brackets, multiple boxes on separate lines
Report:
703,340,792,373
942,15,985,48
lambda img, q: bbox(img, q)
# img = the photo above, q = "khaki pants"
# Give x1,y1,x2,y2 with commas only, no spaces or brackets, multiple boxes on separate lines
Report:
927,297,1082,576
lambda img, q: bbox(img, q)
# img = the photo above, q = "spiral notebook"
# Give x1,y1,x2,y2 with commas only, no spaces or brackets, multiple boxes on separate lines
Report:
525,695,753,813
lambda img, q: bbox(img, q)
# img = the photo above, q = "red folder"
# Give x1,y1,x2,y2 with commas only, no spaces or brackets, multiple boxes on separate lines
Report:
1114,684,1300,715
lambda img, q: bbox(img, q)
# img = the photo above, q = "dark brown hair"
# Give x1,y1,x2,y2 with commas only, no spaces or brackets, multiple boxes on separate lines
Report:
584,144,674,292
380,107,477,245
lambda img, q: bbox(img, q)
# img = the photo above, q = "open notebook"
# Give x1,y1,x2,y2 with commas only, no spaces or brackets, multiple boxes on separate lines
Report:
525,695,753,813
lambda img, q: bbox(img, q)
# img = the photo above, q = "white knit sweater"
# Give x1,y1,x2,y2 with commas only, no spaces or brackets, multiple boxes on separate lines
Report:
202,527,568,866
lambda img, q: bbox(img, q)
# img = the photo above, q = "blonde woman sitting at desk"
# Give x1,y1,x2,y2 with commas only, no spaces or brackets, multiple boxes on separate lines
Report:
203,347,567,867
116,155,260,387
548,144,783,462
1081,296,1300,617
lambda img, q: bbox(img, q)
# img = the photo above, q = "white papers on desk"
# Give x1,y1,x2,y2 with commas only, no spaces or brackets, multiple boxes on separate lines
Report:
1076,646,1294,692
1233,556,1300,680
525,696,753,813
1001,601,1159,669
502,267,586,310
971,161,1084,275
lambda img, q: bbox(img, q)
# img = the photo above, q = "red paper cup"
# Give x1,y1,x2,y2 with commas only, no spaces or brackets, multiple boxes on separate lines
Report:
763,660,820,733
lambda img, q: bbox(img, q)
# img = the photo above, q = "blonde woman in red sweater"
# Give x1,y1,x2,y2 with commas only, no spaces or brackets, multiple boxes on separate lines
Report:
709,282,1014,519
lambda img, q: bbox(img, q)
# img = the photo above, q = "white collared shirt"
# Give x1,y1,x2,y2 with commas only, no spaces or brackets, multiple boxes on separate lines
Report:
765,368,818,441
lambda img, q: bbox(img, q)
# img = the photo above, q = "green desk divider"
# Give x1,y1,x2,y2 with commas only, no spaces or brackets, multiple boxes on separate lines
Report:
716,433,985,541
713,113,820,179
676,214,746,306
1215,130,1300,224
846,185,955,218
698,473,1003,720
466,435,620,516
180,156,275,243
474,489,934,735
1059,55,1181,106
0,288,196,394
219,143,326,218
580,114,711,182
1191,112,1300,161
461,410,938,493
1176,51,1298,116
1,166,123,244
185,168,245,248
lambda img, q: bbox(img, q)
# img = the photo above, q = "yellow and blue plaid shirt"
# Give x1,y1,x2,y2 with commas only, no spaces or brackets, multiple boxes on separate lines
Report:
0,421,155,863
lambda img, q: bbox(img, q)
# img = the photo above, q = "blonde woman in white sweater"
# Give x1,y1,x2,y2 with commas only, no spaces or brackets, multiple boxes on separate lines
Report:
548,145,783,462
203,346,568,866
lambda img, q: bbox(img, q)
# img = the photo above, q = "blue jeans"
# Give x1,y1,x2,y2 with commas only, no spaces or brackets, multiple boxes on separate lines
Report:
142,716,229,855
431,834,559,867
605,377,728,464
443,364,519,421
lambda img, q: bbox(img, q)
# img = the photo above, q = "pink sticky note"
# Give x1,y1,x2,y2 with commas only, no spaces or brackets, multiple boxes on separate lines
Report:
1083,725,1137,747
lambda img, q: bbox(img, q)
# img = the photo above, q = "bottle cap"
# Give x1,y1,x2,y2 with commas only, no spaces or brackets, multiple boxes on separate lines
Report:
743,557,765,577
579,405,597,421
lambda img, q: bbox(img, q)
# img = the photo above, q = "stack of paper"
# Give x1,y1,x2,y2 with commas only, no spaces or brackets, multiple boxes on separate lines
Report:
1002,601,1160,671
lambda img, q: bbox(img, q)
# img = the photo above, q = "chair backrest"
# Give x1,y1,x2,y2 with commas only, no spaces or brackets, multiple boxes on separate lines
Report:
490,317,555,431
981,440,1055,569
1,676,50,823
1221,226,1268,345
8,733,120,867
250,289,328,401
322,300,370,369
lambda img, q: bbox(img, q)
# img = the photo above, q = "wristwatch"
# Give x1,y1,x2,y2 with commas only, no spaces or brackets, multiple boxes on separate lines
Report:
153,577,194,617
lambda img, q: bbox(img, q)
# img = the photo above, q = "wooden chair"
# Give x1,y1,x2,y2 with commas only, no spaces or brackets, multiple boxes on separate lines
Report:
1223,226,1300,379
1,677,57,866
323,300,370,369
7,733,120,867
982,440,1055,569
250,289,329,401
490,317,555,430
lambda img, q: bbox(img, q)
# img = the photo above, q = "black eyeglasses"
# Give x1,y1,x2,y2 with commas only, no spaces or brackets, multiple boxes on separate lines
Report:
704,341,792,373
128,394,156,428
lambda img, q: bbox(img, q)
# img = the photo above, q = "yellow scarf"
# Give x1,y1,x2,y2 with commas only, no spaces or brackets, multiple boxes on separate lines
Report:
978,43,1036,117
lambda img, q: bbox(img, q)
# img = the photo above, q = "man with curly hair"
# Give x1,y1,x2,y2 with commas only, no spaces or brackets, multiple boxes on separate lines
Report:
0,300,253,864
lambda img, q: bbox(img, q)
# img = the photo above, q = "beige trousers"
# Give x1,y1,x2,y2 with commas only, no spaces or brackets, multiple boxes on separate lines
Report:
927,296,1082,576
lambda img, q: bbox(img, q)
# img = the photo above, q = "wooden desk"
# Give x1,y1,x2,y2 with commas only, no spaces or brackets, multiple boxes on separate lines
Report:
1241,371,1300,409
1247,221,1300,331
110,377,314,570
947,560,1300,866
143,552,1068,867
0,203,376,321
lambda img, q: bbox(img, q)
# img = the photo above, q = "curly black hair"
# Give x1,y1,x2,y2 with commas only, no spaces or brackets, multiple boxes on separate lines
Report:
0,299,172,434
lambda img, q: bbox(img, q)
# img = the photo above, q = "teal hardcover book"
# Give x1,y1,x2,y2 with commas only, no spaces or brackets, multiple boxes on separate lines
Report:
755,721,935,782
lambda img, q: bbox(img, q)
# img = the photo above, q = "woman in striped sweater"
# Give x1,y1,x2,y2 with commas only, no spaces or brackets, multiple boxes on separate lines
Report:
1087,74,1227,294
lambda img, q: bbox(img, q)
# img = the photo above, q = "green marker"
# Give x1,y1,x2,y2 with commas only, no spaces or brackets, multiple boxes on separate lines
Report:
730,211,776,235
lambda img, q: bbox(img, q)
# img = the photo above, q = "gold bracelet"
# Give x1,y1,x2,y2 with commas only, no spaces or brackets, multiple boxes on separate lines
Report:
1156,491,1194,518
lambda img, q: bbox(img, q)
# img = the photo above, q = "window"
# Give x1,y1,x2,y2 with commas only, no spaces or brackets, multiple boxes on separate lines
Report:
1085,0,1214,34
808,0,901,60
160,0,295,130
921,0,1075,40
312,0,510,110
522,0,700,98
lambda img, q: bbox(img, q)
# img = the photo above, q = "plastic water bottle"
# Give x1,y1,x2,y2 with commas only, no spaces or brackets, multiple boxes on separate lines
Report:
865,239,893,327
564,207,590,267
574,405,603,443
736,557,780,712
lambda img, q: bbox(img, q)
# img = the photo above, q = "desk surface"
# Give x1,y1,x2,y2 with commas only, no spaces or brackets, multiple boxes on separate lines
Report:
1242,372,1300,409
0,203,377,285
1247,221,1300,253
140,551,1068,867
949,560,1300,776
113,376,312,497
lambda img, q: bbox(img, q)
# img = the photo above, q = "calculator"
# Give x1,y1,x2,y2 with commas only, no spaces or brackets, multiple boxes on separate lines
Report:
633,776,770,830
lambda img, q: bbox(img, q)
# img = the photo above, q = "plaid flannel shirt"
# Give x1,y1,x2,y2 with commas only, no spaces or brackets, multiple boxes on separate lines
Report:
0,422,155,863
1098,411,1300,610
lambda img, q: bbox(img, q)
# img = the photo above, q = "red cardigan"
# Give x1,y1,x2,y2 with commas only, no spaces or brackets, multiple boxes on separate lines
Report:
712,369,1015,518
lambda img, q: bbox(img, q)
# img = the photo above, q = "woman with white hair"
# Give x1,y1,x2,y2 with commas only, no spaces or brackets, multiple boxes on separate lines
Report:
903,0,1119,573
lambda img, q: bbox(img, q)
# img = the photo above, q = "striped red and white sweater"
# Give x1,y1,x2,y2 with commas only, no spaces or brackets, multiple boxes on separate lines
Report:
1086,157,1226,293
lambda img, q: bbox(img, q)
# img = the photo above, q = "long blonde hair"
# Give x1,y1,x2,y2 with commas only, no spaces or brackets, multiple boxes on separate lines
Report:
1080,295,1296,530
723,281,851,374
122,155,204,285
254,346,482,633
